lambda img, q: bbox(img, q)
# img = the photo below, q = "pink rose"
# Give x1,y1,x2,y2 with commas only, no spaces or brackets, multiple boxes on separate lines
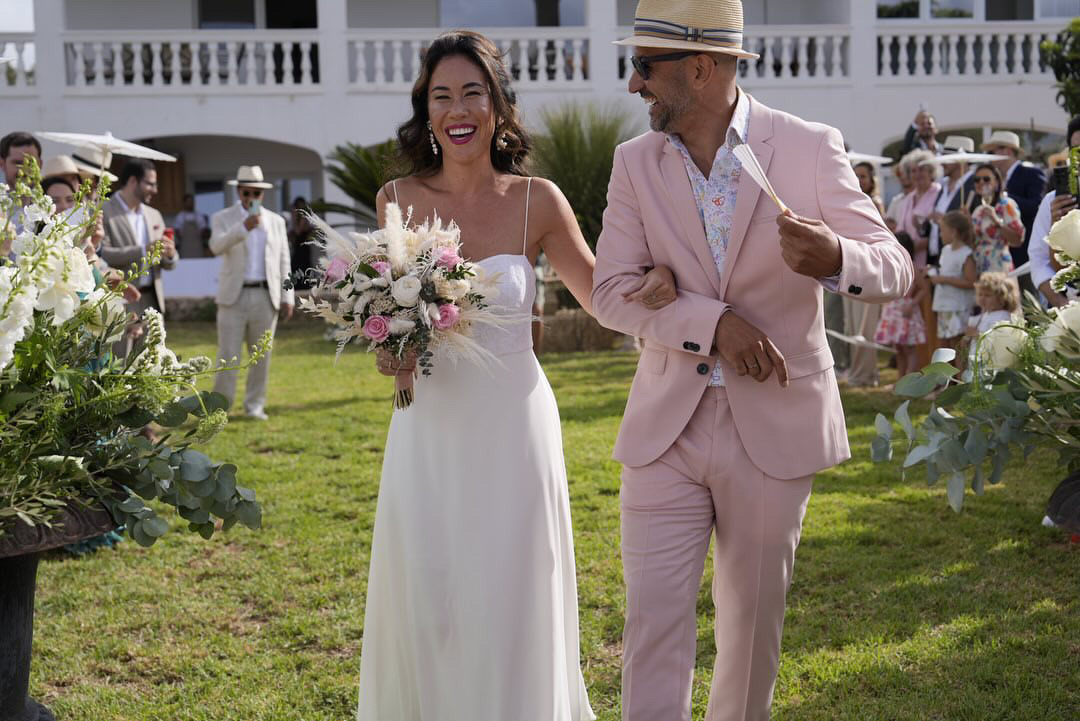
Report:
435,247,463,269
325,256,350,283
432,303,460,330
362,315,391,343
371,260,391,276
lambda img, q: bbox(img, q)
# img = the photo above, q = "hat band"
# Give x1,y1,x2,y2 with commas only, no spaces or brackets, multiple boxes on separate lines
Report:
633,17,744,49
71,153,104,168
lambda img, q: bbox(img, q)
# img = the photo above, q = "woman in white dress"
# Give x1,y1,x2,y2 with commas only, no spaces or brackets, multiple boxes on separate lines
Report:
356,31,676,721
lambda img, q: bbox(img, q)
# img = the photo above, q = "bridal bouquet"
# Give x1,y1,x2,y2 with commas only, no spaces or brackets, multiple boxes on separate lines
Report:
296,202,505,409
871,208,1080,521
1,159,263,545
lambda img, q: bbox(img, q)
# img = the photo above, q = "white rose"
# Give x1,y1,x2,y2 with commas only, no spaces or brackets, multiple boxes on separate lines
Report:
977,322,1028,370
434,277,470,301
1046,208,1080,260
1040,302,1080,359
391,275,422,307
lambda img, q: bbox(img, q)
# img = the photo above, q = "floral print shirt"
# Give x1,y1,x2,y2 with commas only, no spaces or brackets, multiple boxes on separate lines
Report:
971,196,1023,275
668,90,750,386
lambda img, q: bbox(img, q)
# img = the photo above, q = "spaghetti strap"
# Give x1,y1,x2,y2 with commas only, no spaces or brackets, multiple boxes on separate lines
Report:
522,177,533,255
391,179,400,206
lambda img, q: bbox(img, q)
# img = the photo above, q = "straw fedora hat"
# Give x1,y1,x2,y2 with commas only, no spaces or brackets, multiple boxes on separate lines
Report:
226,165,274,189
942,135,975,154
614,0,759,60
42,155,93,182
982,130,1022,153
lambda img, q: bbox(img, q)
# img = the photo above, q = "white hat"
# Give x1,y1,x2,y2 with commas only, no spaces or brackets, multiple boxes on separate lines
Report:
69,147,119,183
614,0,759,60
982,130,1022,153
226,165,274,189
42,155,93,182
942,135,975,154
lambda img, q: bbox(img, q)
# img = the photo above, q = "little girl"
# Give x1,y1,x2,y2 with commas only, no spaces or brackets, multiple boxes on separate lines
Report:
875,232,929,379
964,271,1020,364
928,210,977,351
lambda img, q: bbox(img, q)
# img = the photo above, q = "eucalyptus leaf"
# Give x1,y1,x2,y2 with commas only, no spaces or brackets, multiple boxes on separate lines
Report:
179,449,213,482
235,501,262,529
237,486,257,503
990,451,1009,485
130,520,155,547
895,401,914,440
972,465,985,495
120,407,155,428
155,402,188,428
870,437,893,462
926,461,940,485
213,469,238,501
141,516,170,537
895,373,940,398
874,414,893,440
117,496,144,514
964,427,989,465
947,472,966,512
922,362,960,379
936,382,969,407
222,516,238,532
904,444,934,468
147,457,173,480
931,347,957,364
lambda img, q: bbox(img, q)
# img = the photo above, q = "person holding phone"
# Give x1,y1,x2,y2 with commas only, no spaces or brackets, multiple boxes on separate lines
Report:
1030,117,1080,308
209,165,294,421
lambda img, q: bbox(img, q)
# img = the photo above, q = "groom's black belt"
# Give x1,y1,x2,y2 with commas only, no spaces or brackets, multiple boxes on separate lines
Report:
242,280,269,288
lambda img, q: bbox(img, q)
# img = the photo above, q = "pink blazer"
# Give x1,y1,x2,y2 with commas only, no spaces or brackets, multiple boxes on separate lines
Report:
591,96,913,479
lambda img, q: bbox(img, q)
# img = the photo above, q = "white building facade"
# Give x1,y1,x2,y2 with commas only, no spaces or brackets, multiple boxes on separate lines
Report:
0,0,1076,294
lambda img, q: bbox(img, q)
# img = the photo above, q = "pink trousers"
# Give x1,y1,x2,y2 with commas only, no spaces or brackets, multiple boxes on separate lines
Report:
620,386,813,721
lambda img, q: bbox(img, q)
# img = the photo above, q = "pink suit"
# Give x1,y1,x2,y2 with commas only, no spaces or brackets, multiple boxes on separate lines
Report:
591,96,912,721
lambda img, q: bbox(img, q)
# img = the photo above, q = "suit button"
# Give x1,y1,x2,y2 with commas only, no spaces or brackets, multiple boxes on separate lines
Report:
683,341,700,352
697,363,709,375
848,284,862,295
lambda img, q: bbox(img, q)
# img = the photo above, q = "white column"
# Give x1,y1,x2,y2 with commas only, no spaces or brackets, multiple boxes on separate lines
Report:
317,0,354,228
586,0,619,93
846,0,880,154
33,0,67,127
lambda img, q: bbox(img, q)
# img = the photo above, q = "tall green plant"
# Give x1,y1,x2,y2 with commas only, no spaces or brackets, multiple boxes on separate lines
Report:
319,139,398,228
1042,18,1080,117
532,103,640,250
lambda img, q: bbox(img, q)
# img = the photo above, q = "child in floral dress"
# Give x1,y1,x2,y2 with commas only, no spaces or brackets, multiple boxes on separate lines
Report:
876,233,929,379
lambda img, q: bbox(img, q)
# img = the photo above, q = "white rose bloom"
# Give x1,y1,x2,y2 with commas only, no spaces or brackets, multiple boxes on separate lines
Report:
977,322,1028,370
1040,302,1080,359
391,275,422,307
1047,208,1080,260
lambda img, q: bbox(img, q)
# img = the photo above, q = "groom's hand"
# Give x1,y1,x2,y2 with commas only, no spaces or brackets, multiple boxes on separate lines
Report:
777,212,843,278
714,312,789,387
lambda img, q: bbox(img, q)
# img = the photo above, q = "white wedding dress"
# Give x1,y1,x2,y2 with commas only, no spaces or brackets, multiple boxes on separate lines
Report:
356,180,595,721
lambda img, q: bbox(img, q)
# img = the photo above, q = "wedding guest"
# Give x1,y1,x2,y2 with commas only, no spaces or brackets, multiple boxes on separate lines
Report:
968,163,1024,276
854,161,886,218
928,210,976,352
896,149,941,364
173,193,210,258
847,160,886,386
1,131,40,188
42,176,76,214
901,109,940,156
41,155,86,193
884,159,913,232
287,196,314,288
927,136,977,264
983,130,1046,279
1030,116,1080,308
209,165,293,421
875,233,927,380
100,158,176,356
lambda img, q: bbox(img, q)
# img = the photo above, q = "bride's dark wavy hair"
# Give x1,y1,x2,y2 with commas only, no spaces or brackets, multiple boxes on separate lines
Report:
396,30,531,177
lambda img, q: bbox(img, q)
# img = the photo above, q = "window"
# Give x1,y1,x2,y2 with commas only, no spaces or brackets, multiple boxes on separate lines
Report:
932,0,974,17
1039,0,1080,17
439,0,585,27
198,0,256,29
878,1,920,18
986,0,1034,19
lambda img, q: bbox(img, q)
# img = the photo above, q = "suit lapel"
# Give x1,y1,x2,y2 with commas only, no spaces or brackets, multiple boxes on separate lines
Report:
719,98,774,300
108,196,136,247
659,142,723,297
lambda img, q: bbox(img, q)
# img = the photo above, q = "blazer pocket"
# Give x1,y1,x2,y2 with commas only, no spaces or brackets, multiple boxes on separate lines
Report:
784,345,834,379
639,347,667,374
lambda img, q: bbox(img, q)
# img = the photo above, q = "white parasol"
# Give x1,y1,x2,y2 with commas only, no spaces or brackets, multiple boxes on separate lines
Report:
825,328,894,353
929,151,1008,165
34,131,177,163
848,152,894,166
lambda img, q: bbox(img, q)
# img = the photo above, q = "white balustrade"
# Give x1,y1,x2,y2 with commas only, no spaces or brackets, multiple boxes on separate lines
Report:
61,31,321,93
0,35,35,91
347,28,591,91
876,21,1059,80
615,25,851,86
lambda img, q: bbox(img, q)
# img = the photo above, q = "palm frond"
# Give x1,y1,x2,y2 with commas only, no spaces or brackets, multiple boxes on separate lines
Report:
316,139,399,226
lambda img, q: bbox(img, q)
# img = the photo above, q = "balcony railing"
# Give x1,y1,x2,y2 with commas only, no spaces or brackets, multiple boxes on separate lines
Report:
876,21,1061,80
0,33,35,91
347,27,590,91
61,30,321,93
615,25,851,86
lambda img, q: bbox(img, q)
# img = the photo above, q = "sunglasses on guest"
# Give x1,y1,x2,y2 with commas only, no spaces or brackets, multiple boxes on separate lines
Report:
973,175,996,185
239,188,264,199
630,51,702,81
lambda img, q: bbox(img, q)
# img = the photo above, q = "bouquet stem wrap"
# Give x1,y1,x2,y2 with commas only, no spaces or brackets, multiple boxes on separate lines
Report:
394,372,414,409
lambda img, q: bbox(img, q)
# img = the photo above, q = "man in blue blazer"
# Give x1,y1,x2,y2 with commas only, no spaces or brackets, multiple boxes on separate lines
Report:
984,130,1046,280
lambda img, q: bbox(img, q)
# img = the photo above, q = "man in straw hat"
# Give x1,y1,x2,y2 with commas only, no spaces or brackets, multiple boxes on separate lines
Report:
209,165,293,421
927,135,977,263
591,2,913,718
983,130,1045,281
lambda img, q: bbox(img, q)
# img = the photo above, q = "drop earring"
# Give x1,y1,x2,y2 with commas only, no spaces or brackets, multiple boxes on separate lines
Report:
427,121,439,156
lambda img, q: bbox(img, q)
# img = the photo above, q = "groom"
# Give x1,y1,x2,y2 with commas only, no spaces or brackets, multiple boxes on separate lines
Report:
591,1,913,720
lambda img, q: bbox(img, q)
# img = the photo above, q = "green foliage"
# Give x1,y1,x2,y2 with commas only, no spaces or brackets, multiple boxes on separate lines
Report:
531,103,640,250
1040,17,1080,117
318,139,398,228
876,1,919,19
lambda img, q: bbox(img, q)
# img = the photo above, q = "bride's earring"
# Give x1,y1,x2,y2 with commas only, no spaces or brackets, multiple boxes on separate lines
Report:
427,121,439,156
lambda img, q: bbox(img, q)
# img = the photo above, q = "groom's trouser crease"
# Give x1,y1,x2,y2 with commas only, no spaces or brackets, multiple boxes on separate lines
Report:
620,387,812,721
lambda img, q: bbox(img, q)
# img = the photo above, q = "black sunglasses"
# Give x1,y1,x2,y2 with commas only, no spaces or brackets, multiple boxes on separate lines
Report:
239,188,264,198
974,176,995,184
630,51,701,81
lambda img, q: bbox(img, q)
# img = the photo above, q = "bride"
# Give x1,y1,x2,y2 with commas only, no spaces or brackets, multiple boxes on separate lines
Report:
356,30,675,720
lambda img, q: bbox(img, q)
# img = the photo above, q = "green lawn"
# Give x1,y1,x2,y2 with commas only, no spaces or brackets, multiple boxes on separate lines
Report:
28,322,1079,721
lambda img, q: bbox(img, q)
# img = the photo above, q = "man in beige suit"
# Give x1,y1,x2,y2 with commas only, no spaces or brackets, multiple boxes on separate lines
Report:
209,165,293,421
100,158,177,356
591,2,912,719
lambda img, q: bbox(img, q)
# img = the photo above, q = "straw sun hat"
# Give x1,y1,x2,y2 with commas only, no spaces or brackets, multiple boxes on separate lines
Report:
614,0,759,60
